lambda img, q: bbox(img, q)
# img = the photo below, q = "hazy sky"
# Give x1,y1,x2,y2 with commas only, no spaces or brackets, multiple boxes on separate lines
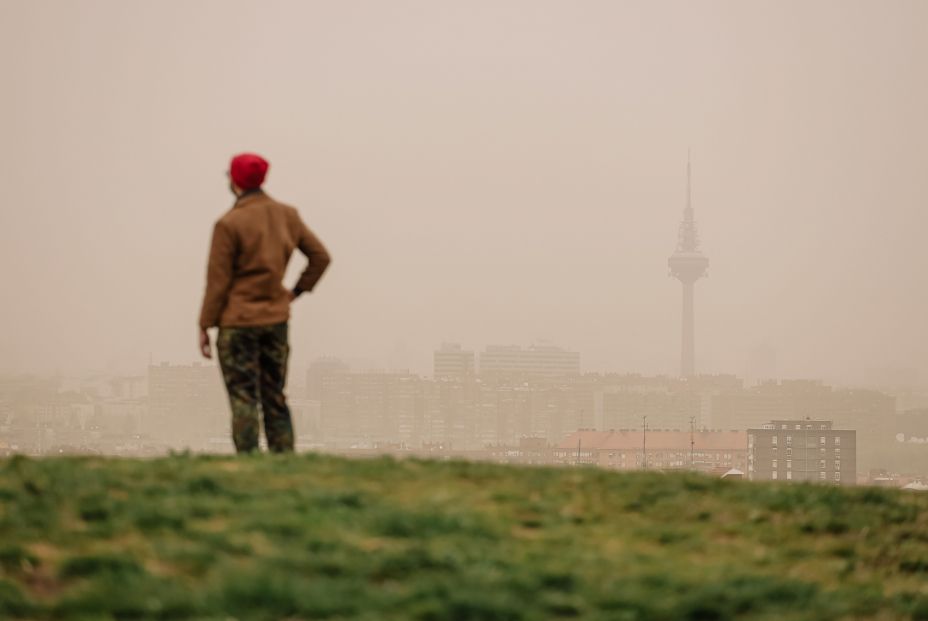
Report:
1,0,926,384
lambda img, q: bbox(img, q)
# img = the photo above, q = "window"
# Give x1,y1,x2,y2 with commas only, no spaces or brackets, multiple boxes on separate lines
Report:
835,437,841,446
820,436,826,445
772,436,778,446
835,460,841,470
819,459,826,470
786,436,792,446
786,459,792,470
835,448,841,456
820,424,827,430
820,447,826,455
772,460,778,469
786,471,792,480
781,424,787,430
834,472,841,482
795,424,801,430
819,472,826,480
786,448,792,457
772,471,778,480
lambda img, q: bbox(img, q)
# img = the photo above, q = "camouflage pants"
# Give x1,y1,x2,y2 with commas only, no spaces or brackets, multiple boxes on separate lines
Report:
217,321,294,453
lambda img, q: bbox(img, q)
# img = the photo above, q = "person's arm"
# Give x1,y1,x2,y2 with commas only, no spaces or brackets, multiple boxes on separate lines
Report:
198,221,236,357
290,209,331,299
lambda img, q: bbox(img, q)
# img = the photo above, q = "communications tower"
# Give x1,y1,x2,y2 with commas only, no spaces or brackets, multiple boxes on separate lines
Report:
667,156,709,378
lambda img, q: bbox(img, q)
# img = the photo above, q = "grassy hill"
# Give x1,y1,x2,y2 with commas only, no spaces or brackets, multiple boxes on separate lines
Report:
1,454,927,620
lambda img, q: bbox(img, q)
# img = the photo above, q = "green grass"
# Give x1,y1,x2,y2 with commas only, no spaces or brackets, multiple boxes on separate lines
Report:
1,453,927,620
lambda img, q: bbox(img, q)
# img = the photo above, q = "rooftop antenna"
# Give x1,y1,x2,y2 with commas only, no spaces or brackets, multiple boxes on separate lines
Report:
685,147,693,222
690,416,696,469
642,415,648,470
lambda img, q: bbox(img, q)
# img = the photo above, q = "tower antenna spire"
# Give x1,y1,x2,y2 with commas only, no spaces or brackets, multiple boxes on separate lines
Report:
686,148,692,219
668,151,709,378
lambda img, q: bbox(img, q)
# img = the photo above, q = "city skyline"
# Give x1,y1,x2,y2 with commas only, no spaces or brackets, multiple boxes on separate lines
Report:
4,355,922,484
2,2,927,386
19,336,928,399
2,4,927,617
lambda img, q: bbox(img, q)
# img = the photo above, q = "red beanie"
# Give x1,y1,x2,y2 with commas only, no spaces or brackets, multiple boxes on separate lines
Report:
229,153,269,190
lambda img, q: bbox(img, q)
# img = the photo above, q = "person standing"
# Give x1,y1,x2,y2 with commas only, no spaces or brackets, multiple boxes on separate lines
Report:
198,153,331,453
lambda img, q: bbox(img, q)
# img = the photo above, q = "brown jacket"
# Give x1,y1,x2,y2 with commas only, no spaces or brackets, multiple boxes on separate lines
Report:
198,190,331,330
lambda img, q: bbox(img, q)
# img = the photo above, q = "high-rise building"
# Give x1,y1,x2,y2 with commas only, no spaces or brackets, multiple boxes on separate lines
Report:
712,381,891,474
600,386,701,432
305,357,349,400
318,371,423,448
667,155,709,377
479,344,580,377
433,343,475,378
747,419,856,485
824,389,894,476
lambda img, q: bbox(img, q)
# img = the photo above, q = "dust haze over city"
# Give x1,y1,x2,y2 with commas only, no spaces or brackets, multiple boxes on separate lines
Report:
2,1,928,482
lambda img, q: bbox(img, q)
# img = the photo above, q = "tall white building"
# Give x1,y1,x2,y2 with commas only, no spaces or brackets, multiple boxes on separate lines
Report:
479,344,580,377
433,343,475,378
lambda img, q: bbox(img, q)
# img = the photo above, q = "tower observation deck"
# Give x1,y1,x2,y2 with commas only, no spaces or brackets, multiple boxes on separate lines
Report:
667,156,709,377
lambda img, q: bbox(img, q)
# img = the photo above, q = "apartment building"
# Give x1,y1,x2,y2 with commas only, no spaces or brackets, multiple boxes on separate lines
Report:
747,419,856,485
